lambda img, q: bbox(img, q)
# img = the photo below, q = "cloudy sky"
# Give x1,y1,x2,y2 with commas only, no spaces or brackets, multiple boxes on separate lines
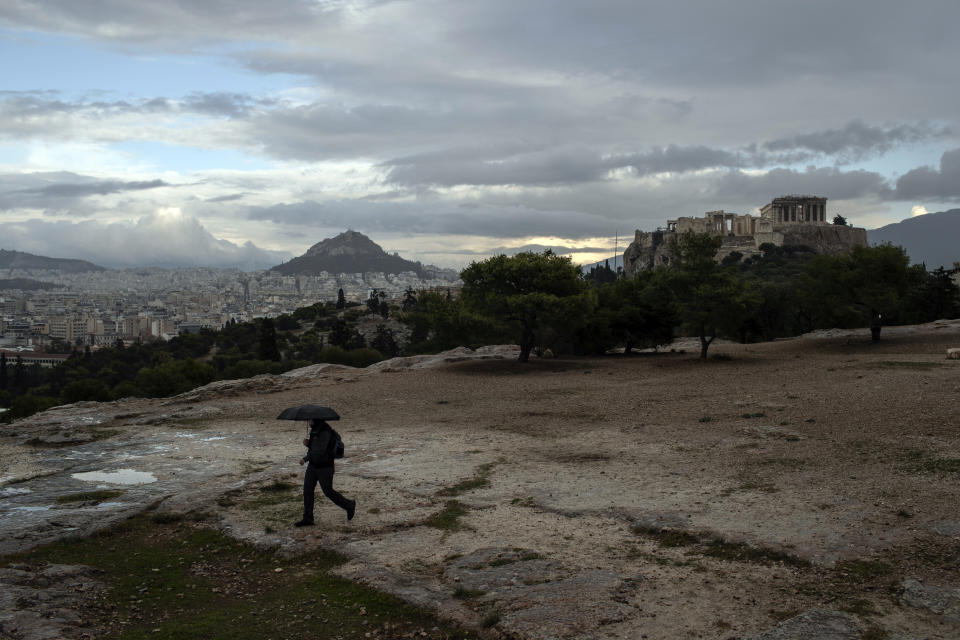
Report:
1,1,958,269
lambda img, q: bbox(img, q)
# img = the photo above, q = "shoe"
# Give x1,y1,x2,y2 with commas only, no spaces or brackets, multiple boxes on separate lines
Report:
294,518,314,527
346,500,356,522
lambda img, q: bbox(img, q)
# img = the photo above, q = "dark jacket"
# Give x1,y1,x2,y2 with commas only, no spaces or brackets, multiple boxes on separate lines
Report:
305,421,337,468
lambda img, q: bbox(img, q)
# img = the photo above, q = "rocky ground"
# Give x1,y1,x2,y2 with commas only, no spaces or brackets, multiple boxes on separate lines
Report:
1,323,959,640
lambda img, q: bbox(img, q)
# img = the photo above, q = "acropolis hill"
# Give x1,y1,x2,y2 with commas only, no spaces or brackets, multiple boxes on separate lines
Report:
623,195,868,276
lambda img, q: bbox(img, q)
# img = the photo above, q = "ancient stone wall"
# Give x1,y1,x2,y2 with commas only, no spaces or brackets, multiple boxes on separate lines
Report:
622,223,867,277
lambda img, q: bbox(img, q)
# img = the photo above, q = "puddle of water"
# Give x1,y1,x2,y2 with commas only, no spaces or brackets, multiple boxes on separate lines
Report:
71,469,157,485
202,436,226,442
14,506,51,512
175,433,198,439
96,502,126,509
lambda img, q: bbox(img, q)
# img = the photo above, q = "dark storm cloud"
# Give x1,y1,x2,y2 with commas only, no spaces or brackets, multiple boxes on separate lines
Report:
763,121,951,162
247,199,611,239
181,92,275,117
382,145,742,188
21,179,168,198
714,167,892,202
0,91,263,132
0,172,170,210
204,193,247,203
894,149,960,201
0,0,339,47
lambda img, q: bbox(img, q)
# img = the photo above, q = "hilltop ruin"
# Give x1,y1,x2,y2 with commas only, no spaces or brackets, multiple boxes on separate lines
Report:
623,195,868,276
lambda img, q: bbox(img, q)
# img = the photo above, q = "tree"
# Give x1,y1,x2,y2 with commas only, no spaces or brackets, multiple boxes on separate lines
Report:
589,269,677,355
328,318,353,349
402,288,418,312
0,352,6,390
336,288,346,310
670,232,759,359
400,291,497,353
460,251,595,362
797,244,920,340
832,215,847,226
12,356,24,391
371,325,400,358
257,318,281,361
366,289,382,314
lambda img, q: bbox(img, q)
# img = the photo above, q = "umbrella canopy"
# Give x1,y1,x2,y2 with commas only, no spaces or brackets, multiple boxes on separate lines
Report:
276,405,340,421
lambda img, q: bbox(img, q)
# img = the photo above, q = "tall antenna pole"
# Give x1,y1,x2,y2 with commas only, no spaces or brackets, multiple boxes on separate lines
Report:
614,231,619,277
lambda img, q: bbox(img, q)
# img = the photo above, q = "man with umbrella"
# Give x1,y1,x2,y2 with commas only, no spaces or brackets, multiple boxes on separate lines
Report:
278,405,356,527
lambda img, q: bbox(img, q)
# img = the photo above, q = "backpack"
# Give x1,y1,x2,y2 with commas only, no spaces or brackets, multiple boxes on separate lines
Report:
307,428,344,465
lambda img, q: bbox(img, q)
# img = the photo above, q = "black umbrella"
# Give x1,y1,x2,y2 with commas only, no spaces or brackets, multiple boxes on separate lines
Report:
276,405,340,421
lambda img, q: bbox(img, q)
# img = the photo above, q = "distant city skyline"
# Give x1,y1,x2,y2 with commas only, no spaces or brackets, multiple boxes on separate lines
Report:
1,1,958,269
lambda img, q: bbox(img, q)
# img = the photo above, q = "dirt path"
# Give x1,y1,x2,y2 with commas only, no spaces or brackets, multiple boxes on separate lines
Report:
2,325,959,639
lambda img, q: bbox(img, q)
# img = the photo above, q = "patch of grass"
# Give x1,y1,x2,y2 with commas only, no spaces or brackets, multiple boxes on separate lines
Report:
698,416,712,423
55,490,124,505
510,496,537,508
720,481,778,496
741,412,766,419
367,507,381,514
436,463,494,497
151,512,184,524
259,480,297,493
425,501,469,531
215,488,243,508
452,585,485,599
862,625,890,640
840,597,877,616
487,551,539,568
1,515,472,640
769,609,800,622
703,538,810,568
836,559,893,581
481,609,501,628
896,449,960,475
631,525,699,548
632,525,808,568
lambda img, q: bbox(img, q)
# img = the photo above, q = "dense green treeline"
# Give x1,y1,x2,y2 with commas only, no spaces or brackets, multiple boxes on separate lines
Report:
405,234,959,362
2,234,958,423
0,297,389,423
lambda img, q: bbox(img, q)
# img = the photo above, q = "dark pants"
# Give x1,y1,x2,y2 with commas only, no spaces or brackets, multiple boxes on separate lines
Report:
303,463,351,521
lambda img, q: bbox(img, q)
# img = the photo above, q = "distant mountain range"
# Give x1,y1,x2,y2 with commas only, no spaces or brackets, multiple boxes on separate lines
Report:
271,230,431,277
0,249,106,273
867,209,960,269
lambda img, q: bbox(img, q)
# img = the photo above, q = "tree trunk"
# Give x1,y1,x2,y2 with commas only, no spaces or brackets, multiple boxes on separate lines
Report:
519,327,535,362
699,325,714,359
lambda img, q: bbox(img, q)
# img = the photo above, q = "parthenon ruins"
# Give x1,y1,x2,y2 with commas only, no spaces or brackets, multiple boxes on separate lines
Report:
622,195,868,276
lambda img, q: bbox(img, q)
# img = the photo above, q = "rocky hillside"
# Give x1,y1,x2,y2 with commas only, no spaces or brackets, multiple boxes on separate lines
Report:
868,208,960,269
271,230,435,277
0,249,106,273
